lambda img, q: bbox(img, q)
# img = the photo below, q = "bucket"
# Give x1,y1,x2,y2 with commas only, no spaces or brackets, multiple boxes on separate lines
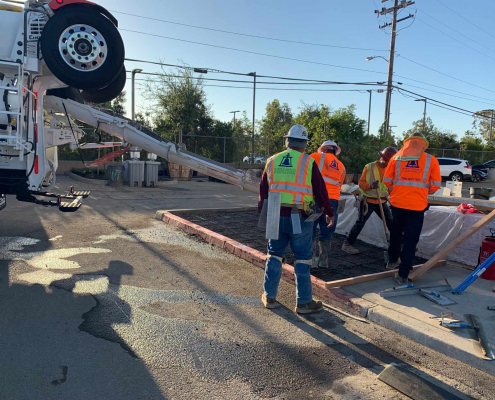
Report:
470,187,493,200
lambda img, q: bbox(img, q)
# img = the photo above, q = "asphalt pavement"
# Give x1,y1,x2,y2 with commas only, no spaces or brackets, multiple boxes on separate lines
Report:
0,176,493,399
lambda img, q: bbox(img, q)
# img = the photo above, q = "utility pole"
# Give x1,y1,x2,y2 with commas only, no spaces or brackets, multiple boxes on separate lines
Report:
375,0,415,135
249,72,256,163
230,110,240,129
491,110,493,144
415,99,427,134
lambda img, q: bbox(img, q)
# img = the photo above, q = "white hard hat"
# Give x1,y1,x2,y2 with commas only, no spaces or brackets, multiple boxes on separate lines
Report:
284,124,309,141
321,140,341,156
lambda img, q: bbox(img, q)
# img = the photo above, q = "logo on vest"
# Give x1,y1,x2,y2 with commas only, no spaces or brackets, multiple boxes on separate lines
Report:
278,154,293,168
405,160,420,169
327,159,339,171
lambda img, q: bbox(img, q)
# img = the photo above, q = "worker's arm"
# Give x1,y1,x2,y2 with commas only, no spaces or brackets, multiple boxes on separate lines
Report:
358,165,370,191
258,169,269,213
383,159,395,188
311,163,334,218
428,157,442,194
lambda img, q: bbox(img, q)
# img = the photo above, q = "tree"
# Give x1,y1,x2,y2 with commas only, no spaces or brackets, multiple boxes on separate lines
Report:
402,117,458,149
259,99,293,156
469,110,495,142
145,66,209,137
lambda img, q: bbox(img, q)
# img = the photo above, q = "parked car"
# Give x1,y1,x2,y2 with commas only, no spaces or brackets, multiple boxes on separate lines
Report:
472,169,488,182
437,157,472,181
471,160,495,174
243,156,266,164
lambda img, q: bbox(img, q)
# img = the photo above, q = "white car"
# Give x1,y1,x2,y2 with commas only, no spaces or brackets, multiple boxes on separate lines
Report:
437,158,472,182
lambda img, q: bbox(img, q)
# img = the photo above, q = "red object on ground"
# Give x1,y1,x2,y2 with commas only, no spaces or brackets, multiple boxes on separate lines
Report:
457,203,480,214
479,236,495,280
84,146,129,168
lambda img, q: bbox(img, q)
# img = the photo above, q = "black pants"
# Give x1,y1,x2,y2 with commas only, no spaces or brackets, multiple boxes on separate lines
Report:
388,206,425,278
347,201,393,245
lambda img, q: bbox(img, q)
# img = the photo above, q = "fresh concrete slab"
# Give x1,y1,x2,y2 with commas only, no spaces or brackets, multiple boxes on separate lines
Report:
342,264,495,375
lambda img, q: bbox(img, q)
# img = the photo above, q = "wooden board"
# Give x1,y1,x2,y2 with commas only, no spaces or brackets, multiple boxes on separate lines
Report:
325,260,447,288
378,364,464,400
428,195,495,211
409,208,495,281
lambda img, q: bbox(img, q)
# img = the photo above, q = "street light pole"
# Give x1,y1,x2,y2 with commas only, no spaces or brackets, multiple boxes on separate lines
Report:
229,110,240,129
367,90,372,135
414,99,427,134
131,69,143,121
249,72,256,163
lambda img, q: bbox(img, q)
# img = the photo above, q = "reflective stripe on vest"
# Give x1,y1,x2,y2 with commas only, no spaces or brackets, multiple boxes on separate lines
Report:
360,162,388,198
393,153,432,189
318,153,345,186
267,150,314,205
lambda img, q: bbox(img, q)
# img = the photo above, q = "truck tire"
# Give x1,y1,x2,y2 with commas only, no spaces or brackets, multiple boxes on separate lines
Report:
80,66,126,104
40,6,124,90
46,87,83,103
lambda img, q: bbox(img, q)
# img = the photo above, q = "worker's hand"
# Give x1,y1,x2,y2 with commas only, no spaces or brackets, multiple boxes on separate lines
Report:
326,215,335,228
370,181,379,189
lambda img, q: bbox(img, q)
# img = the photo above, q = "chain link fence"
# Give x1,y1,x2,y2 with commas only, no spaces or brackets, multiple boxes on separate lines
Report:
428,148,495,166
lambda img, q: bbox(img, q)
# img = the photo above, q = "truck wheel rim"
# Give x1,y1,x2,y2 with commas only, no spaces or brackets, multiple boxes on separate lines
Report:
59,24,107,72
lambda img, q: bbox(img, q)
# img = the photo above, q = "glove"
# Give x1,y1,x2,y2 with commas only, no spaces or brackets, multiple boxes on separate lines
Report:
370,181,379,189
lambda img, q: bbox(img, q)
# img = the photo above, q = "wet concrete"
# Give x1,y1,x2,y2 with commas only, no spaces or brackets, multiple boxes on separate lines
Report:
181,211,426,281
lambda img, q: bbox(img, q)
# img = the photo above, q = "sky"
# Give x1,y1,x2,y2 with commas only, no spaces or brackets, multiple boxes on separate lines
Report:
95,0,495,142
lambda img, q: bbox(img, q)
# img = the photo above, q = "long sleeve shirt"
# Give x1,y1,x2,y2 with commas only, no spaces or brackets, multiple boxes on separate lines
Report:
258,162,334,218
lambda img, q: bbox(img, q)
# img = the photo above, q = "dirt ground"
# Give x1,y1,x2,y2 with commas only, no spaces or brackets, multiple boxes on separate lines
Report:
181,211,426,282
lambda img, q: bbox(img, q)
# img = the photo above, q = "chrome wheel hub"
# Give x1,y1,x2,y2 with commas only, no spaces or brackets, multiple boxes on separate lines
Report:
59,24,106,72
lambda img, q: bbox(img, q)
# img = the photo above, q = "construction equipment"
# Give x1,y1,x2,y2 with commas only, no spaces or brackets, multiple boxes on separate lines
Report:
419,289,456,306
0,1,262,214
452,250,495,294
375,187,390,263
380,284,451,298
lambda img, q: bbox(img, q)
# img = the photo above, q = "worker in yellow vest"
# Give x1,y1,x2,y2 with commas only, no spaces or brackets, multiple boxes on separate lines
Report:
342,147,397,254
259,125,334,314
309,140,346,268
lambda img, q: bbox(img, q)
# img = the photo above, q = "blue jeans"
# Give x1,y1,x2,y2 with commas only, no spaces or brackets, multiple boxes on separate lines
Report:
313,199,339,241
264,215,313,304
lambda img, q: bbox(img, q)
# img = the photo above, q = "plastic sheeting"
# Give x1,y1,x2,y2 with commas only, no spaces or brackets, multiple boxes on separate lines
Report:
335,195,492,266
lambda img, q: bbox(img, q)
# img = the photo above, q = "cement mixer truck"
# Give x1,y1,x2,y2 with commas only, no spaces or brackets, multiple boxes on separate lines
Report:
0,0,260,213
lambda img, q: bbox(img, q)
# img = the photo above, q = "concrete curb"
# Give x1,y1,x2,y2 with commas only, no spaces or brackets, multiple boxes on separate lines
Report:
162,207,258,215
368,306,495,376
65,172,107,186
155,210,374,318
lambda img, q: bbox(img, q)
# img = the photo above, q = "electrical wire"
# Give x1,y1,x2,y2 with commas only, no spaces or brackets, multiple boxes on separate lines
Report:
111,10,388,52
418,8,495,54
416,17,495,62
434,0,495,40
119,29,387,76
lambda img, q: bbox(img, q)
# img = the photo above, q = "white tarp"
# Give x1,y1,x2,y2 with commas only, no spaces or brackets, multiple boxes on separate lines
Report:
336,195,493,266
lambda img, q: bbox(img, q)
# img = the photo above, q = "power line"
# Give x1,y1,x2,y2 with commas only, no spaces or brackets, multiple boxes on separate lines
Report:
111,9,388,52
416,17,495,62
126,70,384,86
120,29,388,76
434,0,495,40
418,8,495,54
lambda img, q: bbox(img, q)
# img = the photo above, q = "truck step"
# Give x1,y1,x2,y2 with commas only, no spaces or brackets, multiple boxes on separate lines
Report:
72,190,90,198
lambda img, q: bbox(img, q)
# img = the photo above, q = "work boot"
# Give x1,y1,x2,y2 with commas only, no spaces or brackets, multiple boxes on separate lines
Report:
394,272,408,286
295,300,323,314
318,240,331,268
386,259,400,270
341,240,359,255
261,293,276,309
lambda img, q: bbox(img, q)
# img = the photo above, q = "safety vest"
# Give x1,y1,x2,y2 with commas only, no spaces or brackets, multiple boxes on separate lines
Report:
383,152,442,211
310,152,345,200
266,149,314,206
360,162,388,198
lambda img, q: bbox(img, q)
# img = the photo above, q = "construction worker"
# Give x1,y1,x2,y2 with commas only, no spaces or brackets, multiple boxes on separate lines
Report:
310,140,346,268
383,132,441,285
259,124,335,314
342,147,397,255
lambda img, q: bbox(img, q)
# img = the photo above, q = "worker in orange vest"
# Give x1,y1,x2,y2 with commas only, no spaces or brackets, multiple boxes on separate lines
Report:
310,140,346,268
341,146,397,254
383,132,441,285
